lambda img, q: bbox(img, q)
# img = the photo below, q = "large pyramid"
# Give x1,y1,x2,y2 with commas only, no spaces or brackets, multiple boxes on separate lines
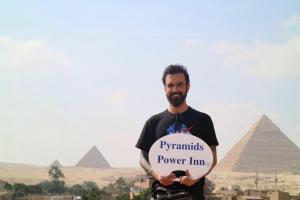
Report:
76,146,111,169
215,115,300,173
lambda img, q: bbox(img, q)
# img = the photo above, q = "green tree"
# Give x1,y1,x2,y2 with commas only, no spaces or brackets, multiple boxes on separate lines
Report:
134,188,151,200
115,193,130,200
37,180,51,193
82,181,99,191
80,182,103,200
48,180,65,194
4,182,13,191
47,166,65,194
48,166,65,180
115,177,130,194
102,177,132,200
13,183,28,197
70,184,86,196
27,184,42,194
102,183,116,194
85,188,102,200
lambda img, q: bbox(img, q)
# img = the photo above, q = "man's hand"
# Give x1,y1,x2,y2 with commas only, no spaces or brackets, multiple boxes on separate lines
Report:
179,170,197,187
157,172,176,186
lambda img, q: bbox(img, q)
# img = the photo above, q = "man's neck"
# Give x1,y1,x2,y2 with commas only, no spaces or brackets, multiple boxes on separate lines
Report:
168,102,189,114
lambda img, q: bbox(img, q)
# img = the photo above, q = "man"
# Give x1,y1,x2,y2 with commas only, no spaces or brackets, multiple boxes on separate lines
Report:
136,64,219,200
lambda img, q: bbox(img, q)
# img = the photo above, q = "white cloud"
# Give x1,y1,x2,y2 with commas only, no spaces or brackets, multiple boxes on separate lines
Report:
0,36,71,76
214,36,300,79
214,42,253,69
281,15,300,28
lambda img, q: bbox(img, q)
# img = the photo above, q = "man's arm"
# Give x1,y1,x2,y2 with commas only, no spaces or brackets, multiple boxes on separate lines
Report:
140,150,176,186
203,145,217,176
210,145,217,169
140,150,157,178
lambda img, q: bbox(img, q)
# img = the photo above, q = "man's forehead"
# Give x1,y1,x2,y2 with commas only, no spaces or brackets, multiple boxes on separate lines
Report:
165,73,186,82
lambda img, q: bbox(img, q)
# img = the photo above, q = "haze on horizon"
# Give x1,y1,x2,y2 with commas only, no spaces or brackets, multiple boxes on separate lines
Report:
0,1,299,167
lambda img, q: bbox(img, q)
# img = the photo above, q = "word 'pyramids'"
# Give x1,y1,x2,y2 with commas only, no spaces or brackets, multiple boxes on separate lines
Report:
216,115,300,173
76,146,111,169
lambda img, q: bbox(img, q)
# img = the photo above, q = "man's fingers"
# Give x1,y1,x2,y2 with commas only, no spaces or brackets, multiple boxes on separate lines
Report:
179,176,186,184
167,173,176,179
179,177,184,184
179,176,183,184
185,170,190,176
159,174,176,186
161,179,174,186
179,175,195,187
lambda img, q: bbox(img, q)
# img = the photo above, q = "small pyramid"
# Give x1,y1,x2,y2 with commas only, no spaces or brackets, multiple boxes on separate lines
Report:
215,115,300,173
50,160,63,168
76,146,111,169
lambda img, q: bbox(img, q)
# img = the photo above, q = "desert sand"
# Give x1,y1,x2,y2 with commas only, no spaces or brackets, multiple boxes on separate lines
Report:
1,163,299,195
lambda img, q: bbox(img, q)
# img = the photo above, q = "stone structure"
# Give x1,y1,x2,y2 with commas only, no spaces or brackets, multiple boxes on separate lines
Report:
50,160,63,168
76,145,111,169
215,115,300,173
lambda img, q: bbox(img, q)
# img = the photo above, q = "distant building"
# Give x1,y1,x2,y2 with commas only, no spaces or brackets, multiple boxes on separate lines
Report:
208,188,300,200
268,191,291,200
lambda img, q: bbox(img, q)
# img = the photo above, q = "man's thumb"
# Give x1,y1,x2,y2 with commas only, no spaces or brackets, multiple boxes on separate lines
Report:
185,170,190,176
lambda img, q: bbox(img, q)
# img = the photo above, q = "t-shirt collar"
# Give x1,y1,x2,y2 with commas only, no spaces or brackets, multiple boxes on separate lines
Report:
165,106,191,117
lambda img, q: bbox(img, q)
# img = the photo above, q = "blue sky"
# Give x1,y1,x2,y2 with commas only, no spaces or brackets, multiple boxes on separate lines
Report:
1,1,300,167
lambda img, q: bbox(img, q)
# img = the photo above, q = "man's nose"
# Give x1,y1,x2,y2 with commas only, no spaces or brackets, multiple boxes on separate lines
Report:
172,85,179,92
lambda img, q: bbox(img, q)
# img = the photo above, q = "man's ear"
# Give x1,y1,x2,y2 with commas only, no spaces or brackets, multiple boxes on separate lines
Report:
187,84,190,92
164,85,167,93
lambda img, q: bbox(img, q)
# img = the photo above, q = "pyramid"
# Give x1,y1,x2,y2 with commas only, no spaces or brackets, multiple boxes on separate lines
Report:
76,146,111,168
215,115,300,173
50,160,63,168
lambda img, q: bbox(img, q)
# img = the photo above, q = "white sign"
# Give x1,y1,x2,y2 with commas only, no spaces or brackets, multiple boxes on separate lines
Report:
149,133,213,179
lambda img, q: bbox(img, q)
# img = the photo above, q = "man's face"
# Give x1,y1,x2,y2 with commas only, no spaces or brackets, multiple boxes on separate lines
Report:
164,73,190,107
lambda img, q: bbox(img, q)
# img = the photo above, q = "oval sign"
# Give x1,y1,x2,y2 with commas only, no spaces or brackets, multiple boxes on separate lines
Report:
149,133,213,179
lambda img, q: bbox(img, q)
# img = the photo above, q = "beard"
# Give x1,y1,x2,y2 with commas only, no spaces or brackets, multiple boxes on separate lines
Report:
167,91,187,107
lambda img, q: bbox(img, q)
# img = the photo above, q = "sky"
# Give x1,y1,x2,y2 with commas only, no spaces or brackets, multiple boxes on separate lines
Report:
0,0,300,167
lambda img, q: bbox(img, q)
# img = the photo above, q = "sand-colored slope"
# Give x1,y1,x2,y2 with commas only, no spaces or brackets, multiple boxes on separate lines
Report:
0,162,142,187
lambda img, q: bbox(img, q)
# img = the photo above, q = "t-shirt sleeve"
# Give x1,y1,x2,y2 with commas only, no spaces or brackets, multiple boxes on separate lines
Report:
205,115,219,146
135,119,155,153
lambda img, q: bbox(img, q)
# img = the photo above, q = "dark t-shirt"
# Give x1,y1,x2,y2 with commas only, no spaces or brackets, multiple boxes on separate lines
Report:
135,107,219,199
